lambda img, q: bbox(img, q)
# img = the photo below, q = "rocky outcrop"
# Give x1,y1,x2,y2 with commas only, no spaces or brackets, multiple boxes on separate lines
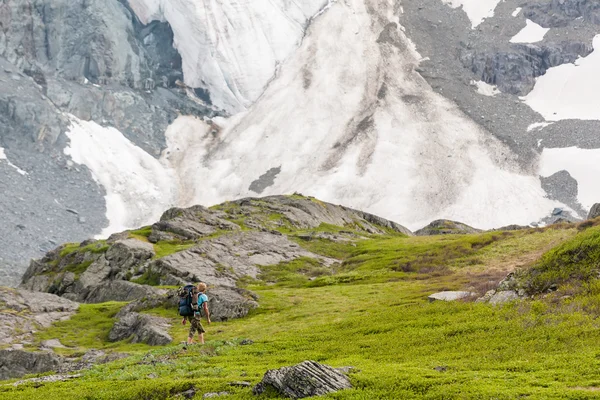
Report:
109,312,171,346
415,220,481,236
0,349,63,381
524,0,600,28
253,361,352,398
476,273,527,304
460,41,592,96
588,204,600,220
21,196,406,311
0,287,79,347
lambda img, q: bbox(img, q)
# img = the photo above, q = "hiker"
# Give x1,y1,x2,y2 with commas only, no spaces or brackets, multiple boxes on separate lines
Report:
181,282,211,344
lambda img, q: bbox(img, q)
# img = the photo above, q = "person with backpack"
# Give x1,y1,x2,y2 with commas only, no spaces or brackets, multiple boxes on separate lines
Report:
179,282,211,344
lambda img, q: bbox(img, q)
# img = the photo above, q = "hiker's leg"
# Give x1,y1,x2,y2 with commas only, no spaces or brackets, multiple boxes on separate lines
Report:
187,317,196,344
198,332,205,344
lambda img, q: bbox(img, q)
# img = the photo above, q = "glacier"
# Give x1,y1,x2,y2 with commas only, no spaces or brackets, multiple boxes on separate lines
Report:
128,0,329,113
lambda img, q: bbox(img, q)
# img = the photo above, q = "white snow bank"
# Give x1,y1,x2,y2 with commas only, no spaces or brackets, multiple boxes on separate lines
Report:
512,8,522,17
471,80,500,96
0,147,28,176
440,0,502,28
523,35,600,121
64,116,177,237
510,19,549,43
128,0,328,113
540,147,600,211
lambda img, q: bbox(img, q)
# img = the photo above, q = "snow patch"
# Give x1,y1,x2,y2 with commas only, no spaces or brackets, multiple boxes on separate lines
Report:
127,0,328,113
0,147,28,176
512,7,522,17
523,35,600,121
471,80,500,96
527,122,553,132
510,19,549,44
540,147,600,210
63,116,177,238
440,0,503,28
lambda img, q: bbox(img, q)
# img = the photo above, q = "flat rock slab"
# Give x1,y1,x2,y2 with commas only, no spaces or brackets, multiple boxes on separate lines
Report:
253,360,352,398
428,291,475,302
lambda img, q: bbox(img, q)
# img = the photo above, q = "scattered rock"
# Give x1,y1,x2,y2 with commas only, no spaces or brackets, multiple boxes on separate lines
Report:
203,392,229,399
40,339,67,349
240,339,254,345
253,360,352,398
415,220,481,236
428,291,475,302
229,381,251,387
9,373,82,387
433,366,447,372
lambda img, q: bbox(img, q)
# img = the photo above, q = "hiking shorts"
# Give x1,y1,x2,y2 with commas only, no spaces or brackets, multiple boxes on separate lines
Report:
187,315,205,337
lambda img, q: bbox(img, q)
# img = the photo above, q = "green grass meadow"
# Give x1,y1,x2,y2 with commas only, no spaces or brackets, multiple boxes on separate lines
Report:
3,223,600,399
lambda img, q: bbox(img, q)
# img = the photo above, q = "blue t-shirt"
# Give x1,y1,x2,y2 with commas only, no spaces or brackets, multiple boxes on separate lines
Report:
198,293,208,307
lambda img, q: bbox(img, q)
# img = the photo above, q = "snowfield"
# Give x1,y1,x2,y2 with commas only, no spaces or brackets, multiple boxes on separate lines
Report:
510,19,549,44
61,0,570,236
523,35,600,121
64,116,177,237
439,0,503,28
540,147,600,212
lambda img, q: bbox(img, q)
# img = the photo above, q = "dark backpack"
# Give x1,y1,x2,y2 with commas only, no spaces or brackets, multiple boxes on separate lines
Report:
178,284,197,317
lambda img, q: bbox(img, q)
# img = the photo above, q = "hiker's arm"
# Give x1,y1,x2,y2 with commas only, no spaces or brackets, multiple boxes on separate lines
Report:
181,317,186,325
203,302,211,324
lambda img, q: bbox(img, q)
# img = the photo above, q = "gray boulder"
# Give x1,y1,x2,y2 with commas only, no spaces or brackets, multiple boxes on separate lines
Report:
0,287,79,347
105,239,155,271
588,204,600,220
415,220,481,236
109,312,172,346
253,361,352,398
489,290,520,305
83,280,167,303
428,291,475,302
0,349,63,380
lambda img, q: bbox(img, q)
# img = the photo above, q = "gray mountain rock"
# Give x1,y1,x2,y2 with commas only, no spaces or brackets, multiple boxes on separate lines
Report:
253,360,352,398
0,287,79,347
109,312,172,346
428,291,475,302
588,204,600,220
0,349,63,381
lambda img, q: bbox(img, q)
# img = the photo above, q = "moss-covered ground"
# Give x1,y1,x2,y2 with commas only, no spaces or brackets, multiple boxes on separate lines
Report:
3,223,600,399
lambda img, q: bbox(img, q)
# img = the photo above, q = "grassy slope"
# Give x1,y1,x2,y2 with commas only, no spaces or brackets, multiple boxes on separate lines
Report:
3,222,600,399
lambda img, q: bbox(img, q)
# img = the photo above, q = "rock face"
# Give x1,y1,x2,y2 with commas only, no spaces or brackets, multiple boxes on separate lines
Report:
588,204,600,220
415,220,481,236
109,312,171,346
0,349,63,381
253,361,352,398
0,287,79,347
